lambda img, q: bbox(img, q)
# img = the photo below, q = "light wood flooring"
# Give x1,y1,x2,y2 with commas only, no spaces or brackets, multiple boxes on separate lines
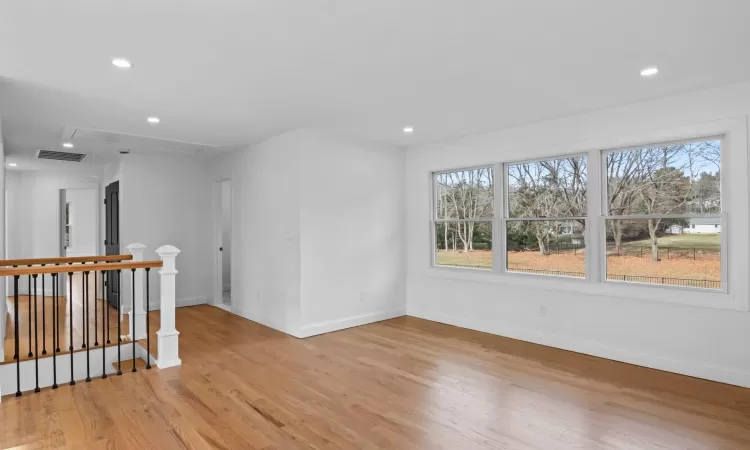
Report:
1,306,750,449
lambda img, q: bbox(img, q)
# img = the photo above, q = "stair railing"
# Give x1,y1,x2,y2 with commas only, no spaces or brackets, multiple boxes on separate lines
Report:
0,244,181,399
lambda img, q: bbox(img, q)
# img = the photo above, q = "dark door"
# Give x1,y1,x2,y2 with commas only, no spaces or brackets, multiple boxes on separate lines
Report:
105,181,120,308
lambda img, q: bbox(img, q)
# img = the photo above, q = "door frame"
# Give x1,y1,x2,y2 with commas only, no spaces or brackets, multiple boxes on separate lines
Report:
212,178,232,310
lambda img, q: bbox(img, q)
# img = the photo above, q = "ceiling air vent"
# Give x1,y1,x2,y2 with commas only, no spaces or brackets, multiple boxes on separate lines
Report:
36,149,87,163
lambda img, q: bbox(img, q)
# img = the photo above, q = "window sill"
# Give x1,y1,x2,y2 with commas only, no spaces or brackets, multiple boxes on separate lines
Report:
425,266,746,312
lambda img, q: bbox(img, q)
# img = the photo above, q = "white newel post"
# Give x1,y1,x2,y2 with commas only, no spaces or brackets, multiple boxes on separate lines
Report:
156,245,181,368
127,243,147,340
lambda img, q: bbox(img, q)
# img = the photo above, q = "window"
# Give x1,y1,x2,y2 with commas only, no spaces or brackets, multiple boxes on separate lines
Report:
433,167,494,269
505,156,587,278
604,138,722,290
431,134,728,294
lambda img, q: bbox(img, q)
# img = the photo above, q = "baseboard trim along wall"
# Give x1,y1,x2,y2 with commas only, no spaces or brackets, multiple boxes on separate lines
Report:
297,309,407,338
408,307,750,389
149,297,209,311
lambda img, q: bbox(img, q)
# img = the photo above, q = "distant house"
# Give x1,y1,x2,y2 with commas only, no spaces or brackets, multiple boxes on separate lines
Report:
684,218,721,234
665,224,684,234
557,222,585,245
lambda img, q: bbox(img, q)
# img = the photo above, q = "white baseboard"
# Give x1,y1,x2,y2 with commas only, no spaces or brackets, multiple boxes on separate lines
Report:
14,288,55,296
408,307,750,389
244,311,299,336
297,309,406,338
149,297,209,310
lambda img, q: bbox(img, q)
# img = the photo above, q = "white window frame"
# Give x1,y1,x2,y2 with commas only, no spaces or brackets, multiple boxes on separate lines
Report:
600,135,726,293
428,117,748,311
431,165,495,270
500,153,589,280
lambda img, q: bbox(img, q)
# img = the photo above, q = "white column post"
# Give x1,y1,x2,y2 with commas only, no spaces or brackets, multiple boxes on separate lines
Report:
126,243,147,340
156,245,181,368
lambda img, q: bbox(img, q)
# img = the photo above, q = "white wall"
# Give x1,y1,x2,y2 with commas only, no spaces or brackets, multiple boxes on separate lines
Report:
64,188,98,257
208,133,302,335
5,169,100,294
119,154,213,309
208,129,406,337
405,81,750,387
297,131,406,336
0,118,5,344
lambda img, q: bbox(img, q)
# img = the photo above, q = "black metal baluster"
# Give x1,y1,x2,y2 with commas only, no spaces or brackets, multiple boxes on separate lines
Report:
145,268,151,369
102,270,108,379
55,264,60,352
117,269,122,376
33,274,40,392
52,273,58,389
81,263,86,349
131,268,137,372
69,271,75,385
85,271,91,382
12,265,17,360
27,268,32,357
106,270,111,344
42,266,46,355
94,270,98,346
14,275,21,397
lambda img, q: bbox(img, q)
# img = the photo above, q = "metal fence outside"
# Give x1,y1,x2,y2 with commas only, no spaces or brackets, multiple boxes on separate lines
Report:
508,268,586,278
508,267,720,289
607,246,720,260
605,274,721,289
508,243,585,255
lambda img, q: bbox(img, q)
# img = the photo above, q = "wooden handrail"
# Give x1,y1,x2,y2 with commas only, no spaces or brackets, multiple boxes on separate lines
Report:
0,260,162,277
0,254,134,267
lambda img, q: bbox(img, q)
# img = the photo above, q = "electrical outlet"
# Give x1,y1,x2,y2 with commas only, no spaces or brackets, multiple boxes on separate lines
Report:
539,305,547,317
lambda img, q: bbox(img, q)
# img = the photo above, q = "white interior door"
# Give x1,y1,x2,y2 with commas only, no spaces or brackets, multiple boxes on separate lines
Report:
63,188,98,257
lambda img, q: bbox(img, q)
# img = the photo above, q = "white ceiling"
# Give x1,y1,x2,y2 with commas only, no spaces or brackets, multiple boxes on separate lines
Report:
2,0,750,165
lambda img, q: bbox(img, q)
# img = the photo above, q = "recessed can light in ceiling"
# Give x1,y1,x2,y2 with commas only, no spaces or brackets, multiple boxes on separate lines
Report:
112,58,132,69
640,66,659,77
62,142,74,148
147,116,160,124
403,126,414,134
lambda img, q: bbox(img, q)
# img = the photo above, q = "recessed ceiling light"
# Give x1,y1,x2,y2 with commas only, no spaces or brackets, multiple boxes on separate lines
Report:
8,163,17,167
112,58,132,69
147,116,160,124
640,66,659,77
402,126,414,134
62,142,74,148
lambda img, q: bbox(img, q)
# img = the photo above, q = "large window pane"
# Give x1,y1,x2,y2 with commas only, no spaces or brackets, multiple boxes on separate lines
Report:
507,156,587,218
435,221,492,269
605,219,721,289
606,139,721,215
435,168,494,219
506,220,586,278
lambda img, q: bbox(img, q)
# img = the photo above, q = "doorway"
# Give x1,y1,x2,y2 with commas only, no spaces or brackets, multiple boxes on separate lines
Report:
60,188,98,257
104,181,120,308
215,179,232,311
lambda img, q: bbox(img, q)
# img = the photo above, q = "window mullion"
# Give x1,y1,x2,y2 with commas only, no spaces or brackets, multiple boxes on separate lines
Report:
588,149,602,283
494,163,505,275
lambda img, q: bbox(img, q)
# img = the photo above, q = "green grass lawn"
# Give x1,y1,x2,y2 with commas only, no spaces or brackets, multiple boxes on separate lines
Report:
620,233,720,249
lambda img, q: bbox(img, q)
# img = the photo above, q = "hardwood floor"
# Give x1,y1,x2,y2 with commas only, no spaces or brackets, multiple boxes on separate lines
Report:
1,306,749,449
